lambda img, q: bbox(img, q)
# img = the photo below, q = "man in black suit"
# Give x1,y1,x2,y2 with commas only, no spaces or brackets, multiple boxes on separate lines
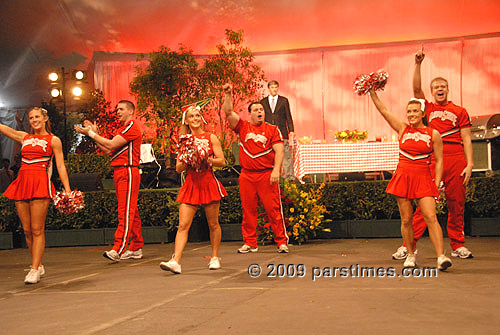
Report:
260,80,295,181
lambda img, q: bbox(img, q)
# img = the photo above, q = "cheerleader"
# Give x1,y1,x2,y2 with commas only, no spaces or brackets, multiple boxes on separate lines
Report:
160,106,227,274
368,89,452,270
1,107,71,284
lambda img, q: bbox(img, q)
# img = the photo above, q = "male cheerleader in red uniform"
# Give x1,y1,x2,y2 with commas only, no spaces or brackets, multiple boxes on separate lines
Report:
392,50,474,260
222,84,289,253
75,100,144,262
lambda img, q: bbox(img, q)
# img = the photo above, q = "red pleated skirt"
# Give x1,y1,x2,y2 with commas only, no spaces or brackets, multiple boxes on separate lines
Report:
386,162,438,199
177,169,227,205
3,168,55,200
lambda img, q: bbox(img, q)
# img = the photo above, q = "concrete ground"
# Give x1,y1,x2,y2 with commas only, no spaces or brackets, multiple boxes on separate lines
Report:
1,237,499,335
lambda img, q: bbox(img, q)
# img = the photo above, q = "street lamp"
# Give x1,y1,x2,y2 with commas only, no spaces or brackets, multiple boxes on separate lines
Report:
47,67,87,155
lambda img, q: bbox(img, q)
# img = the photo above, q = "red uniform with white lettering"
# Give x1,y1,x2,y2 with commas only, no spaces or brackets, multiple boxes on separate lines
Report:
4,134,56,200
234,119,288,248
412,101,471,250
110,120,143,255
386,126,438,199
177,132,227,205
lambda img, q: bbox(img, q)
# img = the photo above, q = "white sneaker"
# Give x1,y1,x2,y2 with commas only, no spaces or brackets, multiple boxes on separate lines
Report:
392,246,407,260
237,244,258,254
160,258,182,274
24,268,40,284
403,254,417,267
120,249,143,260
103,250,120,262
208,257,221,270
451,246,473,259
437,254,452,271
277,244,289,253
38,265,45,277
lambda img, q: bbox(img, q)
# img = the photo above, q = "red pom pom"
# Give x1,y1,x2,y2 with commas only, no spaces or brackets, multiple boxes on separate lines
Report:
53,190,85,215
353,70,389,95
177,134,210,172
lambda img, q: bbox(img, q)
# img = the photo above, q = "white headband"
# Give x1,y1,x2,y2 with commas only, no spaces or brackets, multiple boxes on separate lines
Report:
409,98,426,112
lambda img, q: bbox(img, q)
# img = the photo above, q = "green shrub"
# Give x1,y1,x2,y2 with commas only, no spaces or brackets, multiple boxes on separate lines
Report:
65,153,112,178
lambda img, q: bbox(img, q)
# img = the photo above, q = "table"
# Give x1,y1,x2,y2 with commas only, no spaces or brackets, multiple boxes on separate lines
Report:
293,142,399,182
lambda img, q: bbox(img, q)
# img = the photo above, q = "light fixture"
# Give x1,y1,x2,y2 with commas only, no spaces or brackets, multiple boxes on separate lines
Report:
48,72,59,82
72,86,83,97
50,88,61,98
72,70,86,81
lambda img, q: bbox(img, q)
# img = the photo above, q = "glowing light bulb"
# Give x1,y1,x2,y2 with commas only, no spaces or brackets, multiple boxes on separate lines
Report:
48,72,59,82
72,87,83,97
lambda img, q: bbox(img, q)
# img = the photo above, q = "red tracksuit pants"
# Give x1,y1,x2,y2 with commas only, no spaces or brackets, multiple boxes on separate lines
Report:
113,166,143,254
412,145,467,250
239,170,289,248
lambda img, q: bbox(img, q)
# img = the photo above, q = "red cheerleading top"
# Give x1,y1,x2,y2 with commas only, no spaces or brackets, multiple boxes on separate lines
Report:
3,134,56,200
399,126,434,166
425,100,471,145
176,132,227,205
233,119,283,171
110,120,142,167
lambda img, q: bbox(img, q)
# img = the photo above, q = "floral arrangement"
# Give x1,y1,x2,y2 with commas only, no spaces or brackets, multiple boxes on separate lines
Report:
257,182,330,245
332,129,368,142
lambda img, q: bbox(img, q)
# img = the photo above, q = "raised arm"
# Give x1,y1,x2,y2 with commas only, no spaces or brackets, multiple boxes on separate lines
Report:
51,136,71,193
413,50,426,99
432,129,443,188
368,90,406,135
74,120,127,155
0,123,27,144
223,84,240,129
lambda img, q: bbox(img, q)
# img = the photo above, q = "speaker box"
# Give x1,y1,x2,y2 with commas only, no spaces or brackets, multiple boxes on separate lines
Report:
472,140,500,172
69,173,103,191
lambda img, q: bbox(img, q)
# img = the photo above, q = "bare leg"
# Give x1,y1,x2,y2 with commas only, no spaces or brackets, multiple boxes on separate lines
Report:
15,201,32,253
396,197,415,255
28,199,50,270
417,197,444,257
204,201,221,258
172,204,197,264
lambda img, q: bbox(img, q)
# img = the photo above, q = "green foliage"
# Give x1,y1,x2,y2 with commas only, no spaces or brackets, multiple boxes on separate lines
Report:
65,153,112,178
198,29,266,153
130,46,202,160
75,89,121,153
1,178,498,233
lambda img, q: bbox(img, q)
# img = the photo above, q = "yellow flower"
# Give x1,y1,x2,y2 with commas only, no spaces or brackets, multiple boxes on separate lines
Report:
304,208,308,213
309,225,315,230
300,215,305,220
290,208,295,213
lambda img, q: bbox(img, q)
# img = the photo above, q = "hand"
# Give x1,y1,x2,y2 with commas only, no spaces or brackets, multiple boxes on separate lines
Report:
83,120,98,132
415,50,425,64
270,170,280,184
223,83,232,93
74,124,90,136
288,132,295,146
461,165,473,186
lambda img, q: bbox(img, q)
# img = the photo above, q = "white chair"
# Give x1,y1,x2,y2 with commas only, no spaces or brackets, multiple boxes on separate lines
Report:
140,144,161,188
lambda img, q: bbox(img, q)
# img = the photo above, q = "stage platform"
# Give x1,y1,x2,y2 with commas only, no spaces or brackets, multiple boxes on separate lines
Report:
1,237,499,334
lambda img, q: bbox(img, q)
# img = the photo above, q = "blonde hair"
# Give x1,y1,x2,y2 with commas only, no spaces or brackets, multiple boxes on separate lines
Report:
29,107,52,134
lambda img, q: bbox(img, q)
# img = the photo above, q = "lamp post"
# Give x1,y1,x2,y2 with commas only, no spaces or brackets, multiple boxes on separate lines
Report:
48,67,86,156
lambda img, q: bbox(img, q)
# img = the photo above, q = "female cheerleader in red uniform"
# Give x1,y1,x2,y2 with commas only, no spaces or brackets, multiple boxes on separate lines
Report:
368,89,452,270
160,106,227,274
1,107,71,284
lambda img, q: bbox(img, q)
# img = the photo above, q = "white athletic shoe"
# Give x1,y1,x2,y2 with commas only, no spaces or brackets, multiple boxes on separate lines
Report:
451,246,473,259
208,257,221,270
160,258,182,274
24,268,40,284
120,249,143,260
38,264,45,277
277,244,289,253
103,250,120,262
403,254,417,267
437,255,452,271
392,246,418,260
237,244,258,254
